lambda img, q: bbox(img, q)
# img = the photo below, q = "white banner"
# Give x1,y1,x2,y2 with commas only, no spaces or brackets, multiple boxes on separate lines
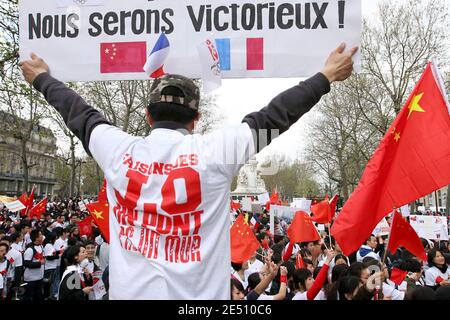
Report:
241,197,252,212
19,0,362,81
290,198,312,213
4,200,26,212
257,192,270,205
372,218,391,237
409,215,449,241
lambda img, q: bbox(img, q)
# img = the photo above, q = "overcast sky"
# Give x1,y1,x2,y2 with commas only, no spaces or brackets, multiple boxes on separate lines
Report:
214,0,379,163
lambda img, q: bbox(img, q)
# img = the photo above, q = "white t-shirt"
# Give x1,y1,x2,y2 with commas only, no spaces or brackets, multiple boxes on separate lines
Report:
11,242,24,254
6,248,23,279
48,221,64,232
382,282,405,300
231,270,248,290
54,237,68,267
23,245,44,282
425,266,450,287
244,259,264,280
44,243,58,270
258,293,274,300
292,291,308,300
89,123,255,299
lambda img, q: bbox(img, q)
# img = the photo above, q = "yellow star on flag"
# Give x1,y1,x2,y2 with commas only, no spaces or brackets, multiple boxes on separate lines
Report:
407,93,425,119
394,132,401,142
92,210,104,220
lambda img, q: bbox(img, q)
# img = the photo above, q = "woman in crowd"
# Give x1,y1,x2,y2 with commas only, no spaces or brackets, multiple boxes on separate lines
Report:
291,251,335,300
425,248,450,289
58,245,93,300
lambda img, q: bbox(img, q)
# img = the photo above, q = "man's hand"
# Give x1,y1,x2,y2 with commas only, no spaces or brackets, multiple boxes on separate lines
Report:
321,43,358,83
19,52,49,84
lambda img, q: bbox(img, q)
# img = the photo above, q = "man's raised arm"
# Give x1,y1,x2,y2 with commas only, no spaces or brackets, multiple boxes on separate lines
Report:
19,53,111,156
242,43,358,152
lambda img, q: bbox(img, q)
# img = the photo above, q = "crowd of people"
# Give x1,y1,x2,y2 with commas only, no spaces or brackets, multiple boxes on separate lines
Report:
0,196,449,301
229,210,450,301
0,197,109,300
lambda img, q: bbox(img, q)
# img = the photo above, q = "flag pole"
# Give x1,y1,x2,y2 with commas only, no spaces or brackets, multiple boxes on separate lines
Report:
434,190,440,214
378,208,396,300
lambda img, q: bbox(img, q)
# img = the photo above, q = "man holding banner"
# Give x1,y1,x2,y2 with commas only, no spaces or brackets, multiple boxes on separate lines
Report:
19,41,357,299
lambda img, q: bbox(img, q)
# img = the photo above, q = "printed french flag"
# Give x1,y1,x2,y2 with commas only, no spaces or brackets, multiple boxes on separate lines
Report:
215,38,264,71
143,33,170,78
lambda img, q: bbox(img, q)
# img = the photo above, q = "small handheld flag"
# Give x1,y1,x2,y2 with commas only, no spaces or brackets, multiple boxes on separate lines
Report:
143,33,170,78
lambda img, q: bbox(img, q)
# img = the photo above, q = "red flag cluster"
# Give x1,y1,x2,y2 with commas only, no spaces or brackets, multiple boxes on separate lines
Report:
310,194,339,224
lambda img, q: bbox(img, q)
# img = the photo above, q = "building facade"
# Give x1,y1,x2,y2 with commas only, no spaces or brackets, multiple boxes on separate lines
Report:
0,111,57,197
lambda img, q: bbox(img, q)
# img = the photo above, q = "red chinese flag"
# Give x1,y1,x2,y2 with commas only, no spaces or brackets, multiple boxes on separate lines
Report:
331,62,450,256
28,197,47,220
287,211,321,243
25,186,36,214
387,211,427,261
390,267,408,286
230,214,260,263
100,42,147,74
310,194,332,224
86,201,110,243
269,190,279,204
18,192,28,205
77,216,93,237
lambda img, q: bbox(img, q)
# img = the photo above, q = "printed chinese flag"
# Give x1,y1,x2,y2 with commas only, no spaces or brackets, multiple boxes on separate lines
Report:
86,201,110,243
332,62,450,256
100,42,147,73
310,194,332,224
230,214,260,263
22,186,35,216
28,197,47,220
287,211,321,243
390,267,408,286
329,195,339,216
77,216,93,237
387,211,427,261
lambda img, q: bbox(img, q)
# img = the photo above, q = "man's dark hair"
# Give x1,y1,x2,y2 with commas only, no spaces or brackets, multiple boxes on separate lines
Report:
83,240,96,247
365,234,376,245
0,242,9,253
231,262,243,272
147,87,199,125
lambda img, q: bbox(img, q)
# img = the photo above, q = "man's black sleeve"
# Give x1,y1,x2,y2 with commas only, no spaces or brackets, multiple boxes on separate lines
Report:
23,259,42,269
242,72,330,152
33,72,112,156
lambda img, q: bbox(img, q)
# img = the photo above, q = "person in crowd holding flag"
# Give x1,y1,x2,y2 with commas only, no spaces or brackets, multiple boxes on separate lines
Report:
425,249,450,289
245,251,264,280
23,229,45,301
292,250,335,300
246,266,288,300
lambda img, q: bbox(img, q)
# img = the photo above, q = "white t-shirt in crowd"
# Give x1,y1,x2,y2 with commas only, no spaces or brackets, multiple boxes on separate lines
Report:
425,266,450,287
54,237,68,267
292,291,308,300
48,221,65,232
258,293,274,300
245,259,264,280
44,243,58,270
89,123,255,299
6,248,22,279
382,282,405,300
11,242,23,254
23,245,44,282
231,270,248,290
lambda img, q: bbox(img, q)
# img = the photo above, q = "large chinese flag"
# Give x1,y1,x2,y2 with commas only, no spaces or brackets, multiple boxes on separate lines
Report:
230,214,260,263
331,62,450,256
387,211,427,261
29,197,47,220
287,211,321,243
100,42,147,73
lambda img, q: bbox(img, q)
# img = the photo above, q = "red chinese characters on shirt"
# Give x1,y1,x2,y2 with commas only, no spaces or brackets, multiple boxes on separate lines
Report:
113,153,203,263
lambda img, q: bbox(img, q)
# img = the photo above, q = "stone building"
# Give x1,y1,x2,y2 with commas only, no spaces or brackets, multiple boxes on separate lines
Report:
0,111,57,196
